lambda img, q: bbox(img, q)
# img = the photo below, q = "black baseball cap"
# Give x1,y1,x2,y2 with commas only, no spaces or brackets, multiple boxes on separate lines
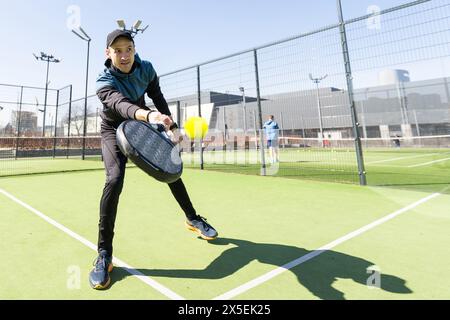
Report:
106,29,134,48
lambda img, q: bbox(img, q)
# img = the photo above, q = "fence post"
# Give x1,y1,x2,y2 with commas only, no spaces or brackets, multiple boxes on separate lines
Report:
253,49,266,176
444,77,450,105
252,110,258,150
279,111,285,148
337,0,367,186
413,109,422,147
176,100,181,127
197,65,204,170
67,85,73,158
53,89,60,158
15,86,24,160
300,115,306,139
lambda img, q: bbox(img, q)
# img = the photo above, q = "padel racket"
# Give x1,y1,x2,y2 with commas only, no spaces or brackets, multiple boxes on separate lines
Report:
116,120,183,183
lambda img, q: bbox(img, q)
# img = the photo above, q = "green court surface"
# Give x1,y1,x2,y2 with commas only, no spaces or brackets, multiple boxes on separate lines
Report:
181,147,450,188
2,147,450,188
1,159,449,299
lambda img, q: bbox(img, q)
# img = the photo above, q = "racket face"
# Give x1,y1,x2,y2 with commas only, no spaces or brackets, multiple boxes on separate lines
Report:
117,120,182,183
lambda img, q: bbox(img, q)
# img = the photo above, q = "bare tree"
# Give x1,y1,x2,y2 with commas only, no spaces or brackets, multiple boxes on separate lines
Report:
60,104,84,136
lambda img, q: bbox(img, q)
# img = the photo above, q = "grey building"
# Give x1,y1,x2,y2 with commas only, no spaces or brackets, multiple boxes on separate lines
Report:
11,110,38,135
148,76,450,139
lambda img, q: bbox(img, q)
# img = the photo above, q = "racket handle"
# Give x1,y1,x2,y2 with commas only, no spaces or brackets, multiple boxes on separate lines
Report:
149,123,173,142
160,131,169,139
149,123,166,133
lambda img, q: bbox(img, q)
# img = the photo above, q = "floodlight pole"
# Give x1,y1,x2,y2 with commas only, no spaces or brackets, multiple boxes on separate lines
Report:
82,38,91,160
72,27,91,160
309,74,327,147
43,60,50,137
239,86,247,132
34,52,60,136
15,87,24,159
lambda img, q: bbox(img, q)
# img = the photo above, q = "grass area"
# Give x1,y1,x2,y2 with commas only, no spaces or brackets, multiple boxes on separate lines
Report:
182,147,450,189
1,147,449,189
0,167,449,299
0,156,137,177
0,157,105,177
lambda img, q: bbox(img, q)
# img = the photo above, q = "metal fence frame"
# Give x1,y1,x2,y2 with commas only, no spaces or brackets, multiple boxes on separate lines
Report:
155,0,434,184
3,0,449,185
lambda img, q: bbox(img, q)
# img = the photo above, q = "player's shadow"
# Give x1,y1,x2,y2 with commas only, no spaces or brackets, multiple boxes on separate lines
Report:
112,237,412,299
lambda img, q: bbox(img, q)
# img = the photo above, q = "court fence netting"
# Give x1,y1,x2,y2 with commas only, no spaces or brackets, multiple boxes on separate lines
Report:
1,0,449,186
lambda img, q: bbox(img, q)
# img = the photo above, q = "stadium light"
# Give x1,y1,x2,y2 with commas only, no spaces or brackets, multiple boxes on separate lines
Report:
33,52,61,137
133,20,142,30
309,73,328,147
239,86,247,132
71,26,91,160
116,19,149,37
117,19,126,30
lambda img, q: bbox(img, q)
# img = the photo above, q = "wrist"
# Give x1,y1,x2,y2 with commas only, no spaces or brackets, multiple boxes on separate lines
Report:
146,110,155,122
169,122,179,130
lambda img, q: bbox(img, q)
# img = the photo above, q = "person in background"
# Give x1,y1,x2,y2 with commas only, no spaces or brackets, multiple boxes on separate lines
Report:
263,115,280,163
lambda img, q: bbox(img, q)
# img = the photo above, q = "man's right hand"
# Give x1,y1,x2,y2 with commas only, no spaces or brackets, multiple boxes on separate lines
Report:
135,109,172,129
148,111,172,128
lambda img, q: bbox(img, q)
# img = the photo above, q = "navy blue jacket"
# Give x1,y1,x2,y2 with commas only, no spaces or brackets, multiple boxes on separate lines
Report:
96,54,170,127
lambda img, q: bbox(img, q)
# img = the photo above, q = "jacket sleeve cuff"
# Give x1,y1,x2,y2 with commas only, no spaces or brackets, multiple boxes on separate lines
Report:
129,105,141,120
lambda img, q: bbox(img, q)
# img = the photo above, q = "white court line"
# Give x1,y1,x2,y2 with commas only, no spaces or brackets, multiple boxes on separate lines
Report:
407,157,450,168
213,189,446,300
0,188,184,300
366,152,450,165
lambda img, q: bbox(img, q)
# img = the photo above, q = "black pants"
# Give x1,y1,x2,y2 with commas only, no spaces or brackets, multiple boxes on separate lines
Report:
98,122,197,255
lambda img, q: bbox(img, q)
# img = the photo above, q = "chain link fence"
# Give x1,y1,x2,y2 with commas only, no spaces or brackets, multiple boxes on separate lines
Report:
1,0,449,183
0,85,103,159
155,0,450,183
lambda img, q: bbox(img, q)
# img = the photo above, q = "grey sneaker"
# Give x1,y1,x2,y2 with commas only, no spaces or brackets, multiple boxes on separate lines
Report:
89,250,113,290
185,215,218,240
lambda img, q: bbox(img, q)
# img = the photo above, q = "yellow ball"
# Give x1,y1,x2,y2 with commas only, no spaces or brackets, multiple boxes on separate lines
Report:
184,116,209,139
